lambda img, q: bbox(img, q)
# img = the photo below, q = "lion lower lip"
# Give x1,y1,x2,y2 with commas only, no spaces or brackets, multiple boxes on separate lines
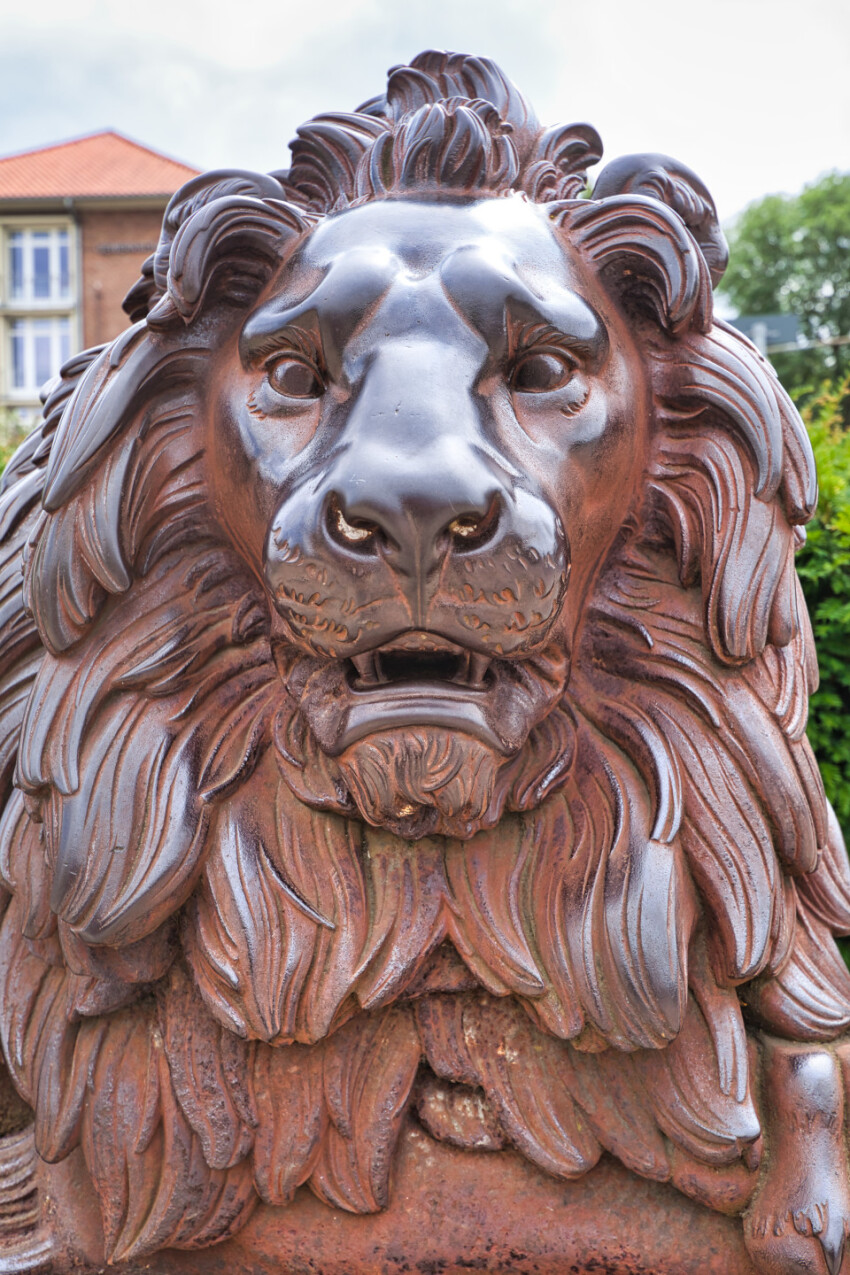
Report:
338,685,504,752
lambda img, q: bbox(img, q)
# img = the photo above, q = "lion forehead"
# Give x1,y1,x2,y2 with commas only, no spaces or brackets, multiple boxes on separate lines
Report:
242,197,604,362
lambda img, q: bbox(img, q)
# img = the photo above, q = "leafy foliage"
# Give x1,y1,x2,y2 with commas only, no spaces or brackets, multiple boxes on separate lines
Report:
0,411,29,475
720,173,850,390
796,378,850,839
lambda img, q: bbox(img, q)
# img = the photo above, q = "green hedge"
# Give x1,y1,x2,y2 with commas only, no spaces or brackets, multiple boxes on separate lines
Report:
795,377,850,838
0,442,16,474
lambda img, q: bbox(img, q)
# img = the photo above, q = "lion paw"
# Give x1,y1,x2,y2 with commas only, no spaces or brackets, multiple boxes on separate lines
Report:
744,1042,850,1275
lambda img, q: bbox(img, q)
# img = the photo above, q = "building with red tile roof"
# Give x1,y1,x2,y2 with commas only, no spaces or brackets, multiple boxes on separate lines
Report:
0,130,199,418
0,130,199,201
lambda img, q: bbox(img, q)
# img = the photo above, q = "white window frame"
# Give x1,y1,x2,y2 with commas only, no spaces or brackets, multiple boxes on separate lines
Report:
7,227,70,305
2,222,75,311
0,218,78,408
7,315,71,399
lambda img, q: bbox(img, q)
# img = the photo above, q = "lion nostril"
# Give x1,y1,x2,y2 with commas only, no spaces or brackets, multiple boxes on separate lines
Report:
447,497,500,553
449,515,481,540
336,509,372,544
326,496,381,553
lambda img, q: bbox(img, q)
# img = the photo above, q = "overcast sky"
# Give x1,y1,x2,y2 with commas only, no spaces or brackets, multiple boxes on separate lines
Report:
1,0,848,222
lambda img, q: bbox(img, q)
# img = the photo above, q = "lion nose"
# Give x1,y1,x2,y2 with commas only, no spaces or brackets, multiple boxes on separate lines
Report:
266,457,567,655
325,489,501,562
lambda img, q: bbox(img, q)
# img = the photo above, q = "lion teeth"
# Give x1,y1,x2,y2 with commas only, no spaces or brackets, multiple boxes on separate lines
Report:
452,652,472,684
352,647,490,688
469,653,491,687
352,652,381,685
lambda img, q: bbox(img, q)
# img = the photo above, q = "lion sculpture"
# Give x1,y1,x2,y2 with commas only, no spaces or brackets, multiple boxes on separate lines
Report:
0,50,848,1275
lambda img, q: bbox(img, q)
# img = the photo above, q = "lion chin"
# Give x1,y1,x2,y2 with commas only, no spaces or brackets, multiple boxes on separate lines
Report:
337,727,505,839
273,639,573,840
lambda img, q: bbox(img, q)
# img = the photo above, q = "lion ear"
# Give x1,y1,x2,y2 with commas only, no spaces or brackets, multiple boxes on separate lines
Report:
123,170,310,325
154,195,308,325
155,170,295,278
591,153,728,289
560,195,713,335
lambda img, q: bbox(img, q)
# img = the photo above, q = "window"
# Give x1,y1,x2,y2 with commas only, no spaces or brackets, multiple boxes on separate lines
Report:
8,317,71,394
7,229,71,304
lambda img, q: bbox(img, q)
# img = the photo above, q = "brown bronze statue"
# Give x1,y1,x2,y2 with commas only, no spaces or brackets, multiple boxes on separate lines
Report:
0,49,847,1275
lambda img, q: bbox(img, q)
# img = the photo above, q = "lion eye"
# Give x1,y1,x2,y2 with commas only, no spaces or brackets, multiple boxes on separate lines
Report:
268,358,324,399
511,351,573,394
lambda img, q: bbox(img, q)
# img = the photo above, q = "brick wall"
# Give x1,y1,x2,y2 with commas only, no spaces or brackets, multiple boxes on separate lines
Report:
78,207,164,348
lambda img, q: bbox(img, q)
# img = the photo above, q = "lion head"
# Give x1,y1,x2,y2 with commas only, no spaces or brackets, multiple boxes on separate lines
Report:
0,49,848,1267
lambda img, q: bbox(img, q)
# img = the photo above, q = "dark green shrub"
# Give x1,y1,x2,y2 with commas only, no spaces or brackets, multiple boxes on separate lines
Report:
795,377,850,838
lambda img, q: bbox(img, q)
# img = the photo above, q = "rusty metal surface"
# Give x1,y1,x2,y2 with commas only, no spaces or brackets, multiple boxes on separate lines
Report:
40,1124,758,1274
0,48,845,1275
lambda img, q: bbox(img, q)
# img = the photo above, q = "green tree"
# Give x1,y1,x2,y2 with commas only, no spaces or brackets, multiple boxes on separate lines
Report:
720,172,850,392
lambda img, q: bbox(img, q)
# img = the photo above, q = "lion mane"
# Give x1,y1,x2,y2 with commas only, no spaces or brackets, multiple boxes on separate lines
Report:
0,49,848,1263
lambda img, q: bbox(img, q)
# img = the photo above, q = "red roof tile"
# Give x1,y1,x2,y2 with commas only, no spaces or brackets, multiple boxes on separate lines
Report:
0,130,200,200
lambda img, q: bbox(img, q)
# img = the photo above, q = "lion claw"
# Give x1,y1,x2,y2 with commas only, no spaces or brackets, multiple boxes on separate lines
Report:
794,1203,846,1275
747,1207,846,1274
820,1229,846,1275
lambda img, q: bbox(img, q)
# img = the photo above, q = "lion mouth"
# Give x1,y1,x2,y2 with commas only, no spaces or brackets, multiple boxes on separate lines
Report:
275,630,568,759
342,635,498,750
349,640,491,691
